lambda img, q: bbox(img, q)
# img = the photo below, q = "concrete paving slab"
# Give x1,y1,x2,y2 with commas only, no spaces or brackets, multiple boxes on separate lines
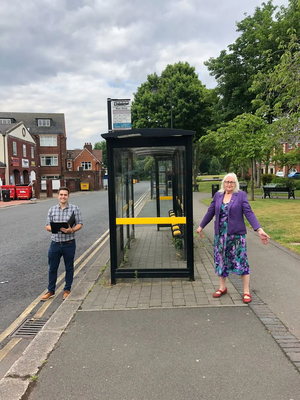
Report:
27,308,300,400
5,330,62,378
0,377,30,400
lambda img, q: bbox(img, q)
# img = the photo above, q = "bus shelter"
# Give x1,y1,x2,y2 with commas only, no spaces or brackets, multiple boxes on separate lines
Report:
101,128,195,284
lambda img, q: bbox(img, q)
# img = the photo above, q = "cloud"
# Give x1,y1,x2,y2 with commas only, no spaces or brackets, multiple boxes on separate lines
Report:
0,0,289,148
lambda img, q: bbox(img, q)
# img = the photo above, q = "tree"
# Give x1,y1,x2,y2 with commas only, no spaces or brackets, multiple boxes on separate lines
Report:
131,62,216,182
212,114,271,200
94,141,107,168
204,1,299,124
253,32,300,141
199,131,232,173
131,61,214,141
209,156,221,175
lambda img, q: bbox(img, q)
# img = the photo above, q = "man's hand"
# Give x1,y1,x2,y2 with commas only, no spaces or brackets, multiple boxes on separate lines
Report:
60,225,73,234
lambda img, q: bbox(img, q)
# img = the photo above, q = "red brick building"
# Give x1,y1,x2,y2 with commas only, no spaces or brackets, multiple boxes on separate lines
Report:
260,142,300,176
0,122,38,185
65,143,103,190
0,112,66,183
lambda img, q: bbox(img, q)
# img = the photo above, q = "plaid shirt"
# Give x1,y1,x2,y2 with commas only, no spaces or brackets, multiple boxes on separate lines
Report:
46,203,83,243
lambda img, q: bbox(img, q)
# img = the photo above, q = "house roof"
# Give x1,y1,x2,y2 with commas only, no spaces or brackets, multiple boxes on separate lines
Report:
67,148,102,162
66,149,81,159
0,122,20,135
92,149,102,161
0,112,65,135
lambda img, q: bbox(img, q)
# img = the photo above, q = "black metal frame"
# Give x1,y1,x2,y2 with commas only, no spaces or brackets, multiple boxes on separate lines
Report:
102,128,195,284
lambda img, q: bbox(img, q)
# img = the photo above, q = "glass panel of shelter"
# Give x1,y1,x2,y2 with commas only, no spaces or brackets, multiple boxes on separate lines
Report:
113,145,187,273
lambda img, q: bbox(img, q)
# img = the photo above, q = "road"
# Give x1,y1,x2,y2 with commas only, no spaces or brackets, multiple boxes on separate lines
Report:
0,182,150,341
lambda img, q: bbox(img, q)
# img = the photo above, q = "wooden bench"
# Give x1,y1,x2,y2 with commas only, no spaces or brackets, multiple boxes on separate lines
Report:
262,186,295,199
193,184,199,192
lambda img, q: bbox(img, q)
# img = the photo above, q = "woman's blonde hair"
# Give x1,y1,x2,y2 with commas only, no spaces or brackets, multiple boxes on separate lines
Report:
218,173,240,193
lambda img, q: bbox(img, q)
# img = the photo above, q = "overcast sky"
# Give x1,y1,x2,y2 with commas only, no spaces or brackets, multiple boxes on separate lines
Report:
0,0,289,149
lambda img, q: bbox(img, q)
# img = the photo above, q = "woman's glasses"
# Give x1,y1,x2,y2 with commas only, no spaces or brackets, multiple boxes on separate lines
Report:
224,181,235,185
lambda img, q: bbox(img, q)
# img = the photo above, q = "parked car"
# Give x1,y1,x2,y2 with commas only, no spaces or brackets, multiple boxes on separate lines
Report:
276,170,284,177
288,172,300,179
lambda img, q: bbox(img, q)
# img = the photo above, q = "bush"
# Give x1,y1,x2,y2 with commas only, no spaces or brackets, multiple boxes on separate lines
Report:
261,173,274,185
272,177,296,190
209,156,221,175
294,180,300,190
196,176,202,182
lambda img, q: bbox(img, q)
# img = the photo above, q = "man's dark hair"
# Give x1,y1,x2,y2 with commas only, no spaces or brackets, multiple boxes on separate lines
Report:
58,186,70,194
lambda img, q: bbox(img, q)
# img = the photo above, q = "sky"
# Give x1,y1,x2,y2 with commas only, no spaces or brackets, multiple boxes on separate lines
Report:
0,0,290,149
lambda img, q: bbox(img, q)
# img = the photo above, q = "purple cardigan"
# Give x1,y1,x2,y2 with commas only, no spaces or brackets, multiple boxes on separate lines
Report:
199,190,261,235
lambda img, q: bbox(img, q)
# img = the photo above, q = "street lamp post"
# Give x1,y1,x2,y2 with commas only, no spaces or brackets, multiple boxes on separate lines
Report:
169,83,173,129
151,80,173,129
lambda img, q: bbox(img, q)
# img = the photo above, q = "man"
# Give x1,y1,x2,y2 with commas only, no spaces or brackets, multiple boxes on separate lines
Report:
41,187,83,301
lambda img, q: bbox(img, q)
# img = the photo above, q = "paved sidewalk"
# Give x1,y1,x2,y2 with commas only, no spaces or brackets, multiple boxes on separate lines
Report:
0,192,299,400
0,198,38,208
81,226,244,311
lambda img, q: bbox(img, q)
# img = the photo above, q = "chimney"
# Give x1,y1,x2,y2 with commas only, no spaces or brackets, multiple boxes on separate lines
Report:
84,142,92,152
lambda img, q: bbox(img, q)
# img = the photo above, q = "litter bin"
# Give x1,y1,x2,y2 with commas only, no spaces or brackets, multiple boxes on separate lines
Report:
80,182,89,191
1,185,16,199
2,189,11,202
212,184,219,197
16,185,32,200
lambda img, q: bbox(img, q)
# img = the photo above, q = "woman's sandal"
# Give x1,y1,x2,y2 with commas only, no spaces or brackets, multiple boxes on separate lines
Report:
213,287,227,298
243,293,252,303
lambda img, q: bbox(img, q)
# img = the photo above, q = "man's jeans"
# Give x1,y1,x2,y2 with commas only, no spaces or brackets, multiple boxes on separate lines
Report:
47,240,76,293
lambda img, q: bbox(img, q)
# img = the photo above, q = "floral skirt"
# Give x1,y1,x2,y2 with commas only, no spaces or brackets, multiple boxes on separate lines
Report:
214,233,250,278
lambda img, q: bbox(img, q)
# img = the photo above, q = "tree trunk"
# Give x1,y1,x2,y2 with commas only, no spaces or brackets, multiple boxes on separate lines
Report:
240,165,245,180
257,160,261,188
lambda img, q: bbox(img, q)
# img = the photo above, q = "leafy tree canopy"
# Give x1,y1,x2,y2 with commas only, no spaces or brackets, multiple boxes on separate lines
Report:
204,0,300,123
131,61,215,141
252,31,300,140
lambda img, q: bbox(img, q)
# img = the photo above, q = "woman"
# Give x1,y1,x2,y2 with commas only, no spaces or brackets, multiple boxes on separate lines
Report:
197,173,269,303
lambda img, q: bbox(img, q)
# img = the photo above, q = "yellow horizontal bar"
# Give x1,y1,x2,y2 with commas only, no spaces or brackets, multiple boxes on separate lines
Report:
159,196,173,200
116,217,186,225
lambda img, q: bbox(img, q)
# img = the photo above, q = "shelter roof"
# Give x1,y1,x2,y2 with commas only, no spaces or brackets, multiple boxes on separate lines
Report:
102,128,195,139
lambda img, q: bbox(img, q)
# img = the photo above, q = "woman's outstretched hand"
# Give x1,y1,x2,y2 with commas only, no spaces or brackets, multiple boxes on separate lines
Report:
197,226,203,239
257,228,270,245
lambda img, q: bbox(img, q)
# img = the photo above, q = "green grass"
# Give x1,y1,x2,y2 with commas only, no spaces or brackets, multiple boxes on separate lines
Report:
201,196,300,255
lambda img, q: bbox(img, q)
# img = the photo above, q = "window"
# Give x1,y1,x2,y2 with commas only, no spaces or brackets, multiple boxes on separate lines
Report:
40,136,57,146
31,147,34,159
81,161,92,170
38,119,51,127
23,145,26,157
41,156,58,166
67,161,72,169
13,141,17,155
288,144,293,149
0,119,11,124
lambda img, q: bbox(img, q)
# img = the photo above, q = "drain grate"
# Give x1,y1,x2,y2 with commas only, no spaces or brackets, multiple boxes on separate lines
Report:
11,318,48,338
